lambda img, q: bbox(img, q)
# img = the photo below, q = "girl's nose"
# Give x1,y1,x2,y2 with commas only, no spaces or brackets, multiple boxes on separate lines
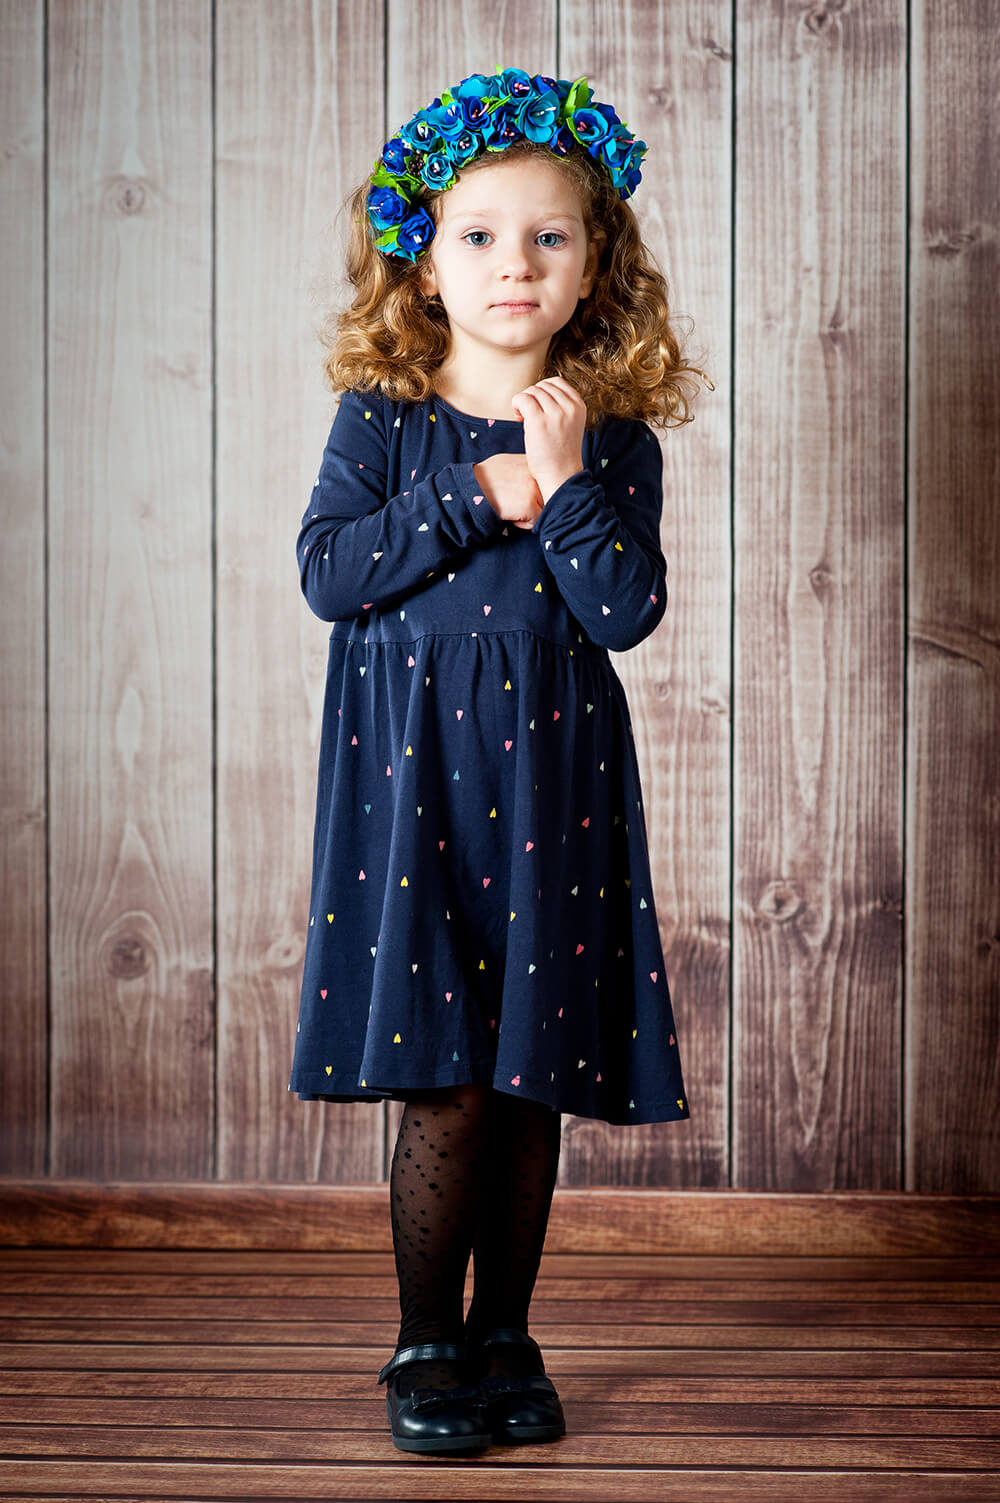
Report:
497,243,536,275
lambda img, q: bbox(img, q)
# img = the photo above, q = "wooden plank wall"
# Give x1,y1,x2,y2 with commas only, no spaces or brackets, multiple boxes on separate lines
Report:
0,0,996,1193
733,4,907,1189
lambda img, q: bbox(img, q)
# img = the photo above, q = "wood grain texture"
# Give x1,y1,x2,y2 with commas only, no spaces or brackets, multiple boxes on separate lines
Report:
2,1,998,1194
215,0,386,1181
0,1239,996,1498
6,1248,1000,1280
46,0,214,1177
0,2,46,1174
0,1476,996,1501
559,0,732,1189
0,1182,996,1253
733,1,906,1188
905,1,1000,1190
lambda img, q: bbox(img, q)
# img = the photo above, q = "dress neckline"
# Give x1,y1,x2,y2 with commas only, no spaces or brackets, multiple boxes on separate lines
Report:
432,391,524,427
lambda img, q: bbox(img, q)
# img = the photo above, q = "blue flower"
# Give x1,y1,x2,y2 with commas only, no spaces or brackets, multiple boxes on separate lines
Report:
450,72,500,130
423,97,468,142
496,67,533,104
366,184,409,230
481,106,521,151
366,67,647,258
568,106,614,152
518,83,560,144
399,116,439,152
395,207,436,260
440,129,481,168
420,151,458,191
378,136,411,175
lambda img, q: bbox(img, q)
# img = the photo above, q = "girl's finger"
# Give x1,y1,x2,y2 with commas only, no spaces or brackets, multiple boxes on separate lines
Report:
516,378,583,432
520,382,566,412
530,378,582,415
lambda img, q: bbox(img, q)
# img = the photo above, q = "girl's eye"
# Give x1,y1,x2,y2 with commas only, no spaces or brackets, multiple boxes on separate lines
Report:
461,230,567,248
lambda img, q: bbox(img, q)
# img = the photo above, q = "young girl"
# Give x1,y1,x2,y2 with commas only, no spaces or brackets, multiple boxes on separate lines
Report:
288,67,710,1455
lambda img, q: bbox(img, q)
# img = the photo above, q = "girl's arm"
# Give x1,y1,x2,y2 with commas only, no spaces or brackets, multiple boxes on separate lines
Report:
296,390,504,622
531,417,669,652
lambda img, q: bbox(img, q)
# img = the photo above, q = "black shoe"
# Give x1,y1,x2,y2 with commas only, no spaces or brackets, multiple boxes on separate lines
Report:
466,1327,566,1445
376,1340,492,1454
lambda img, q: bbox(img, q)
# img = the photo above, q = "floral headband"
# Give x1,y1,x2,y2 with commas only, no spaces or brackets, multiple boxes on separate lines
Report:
365,66,647,263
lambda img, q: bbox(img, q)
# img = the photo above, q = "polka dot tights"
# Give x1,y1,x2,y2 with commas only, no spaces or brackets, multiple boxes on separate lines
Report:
387,1082,562,1397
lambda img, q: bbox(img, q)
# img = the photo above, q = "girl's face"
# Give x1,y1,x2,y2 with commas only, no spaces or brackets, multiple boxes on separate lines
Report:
417,155,605,362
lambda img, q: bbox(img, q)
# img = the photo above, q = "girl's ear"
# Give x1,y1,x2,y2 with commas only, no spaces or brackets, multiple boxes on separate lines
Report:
418,261,438,299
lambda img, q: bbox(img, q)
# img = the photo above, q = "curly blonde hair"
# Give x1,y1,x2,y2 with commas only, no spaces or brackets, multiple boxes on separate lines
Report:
320,138,713,431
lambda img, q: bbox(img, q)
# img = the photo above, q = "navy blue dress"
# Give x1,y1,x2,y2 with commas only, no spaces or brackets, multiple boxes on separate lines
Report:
287,386,690,1126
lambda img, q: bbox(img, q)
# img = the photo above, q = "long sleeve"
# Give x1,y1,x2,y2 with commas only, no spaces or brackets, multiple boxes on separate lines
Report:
531,416,668,652
296,389,505,622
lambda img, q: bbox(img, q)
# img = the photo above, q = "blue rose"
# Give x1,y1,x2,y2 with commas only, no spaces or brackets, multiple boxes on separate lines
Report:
496,68,533,105
396,207,436,260
366,184,409,230
379,136,412,175
441,129,482,168
531,73,561,100
598,129,645,196
595,123,631,174
481,106,521,150
548,123,575,160
423,97,467,142
450,72,497,130
420,151,457,191
568,106,613,152
620,138,647,196
518,84,560,143
400,116,439,152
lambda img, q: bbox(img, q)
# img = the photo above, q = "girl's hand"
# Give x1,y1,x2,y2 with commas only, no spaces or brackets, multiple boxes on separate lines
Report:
510,376,587,502
472,453,545,530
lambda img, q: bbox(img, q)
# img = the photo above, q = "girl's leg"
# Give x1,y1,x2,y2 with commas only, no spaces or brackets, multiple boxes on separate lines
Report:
464,1090,563,1377
388,1081,493,1397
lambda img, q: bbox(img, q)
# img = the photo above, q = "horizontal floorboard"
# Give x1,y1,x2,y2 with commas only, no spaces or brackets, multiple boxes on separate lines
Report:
1,1464,999,1500
4,1250,999,1280
0,1396,998,1433
0,1204,996,1499
4,1278,999,1305
3,1344,999,1377
2,1427,1000,1467
3,1309,998,1345
3,1185,997,1256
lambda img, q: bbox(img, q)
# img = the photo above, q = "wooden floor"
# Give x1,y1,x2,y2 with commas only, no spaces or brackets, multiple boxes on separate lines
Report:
0,1231,998,1499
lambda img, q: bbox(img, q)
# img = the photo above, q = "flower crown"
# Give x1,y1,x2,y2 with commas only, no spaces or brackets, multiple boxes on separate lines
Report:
365,67,647,263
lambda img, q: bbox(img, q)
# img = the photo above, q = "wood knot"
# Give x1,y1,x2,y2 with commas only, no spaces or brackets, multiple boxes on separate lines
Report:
105,934,149,979
927,227,978,258
757,879,806,924
104,175,148,216
808,563,834,598
803,1,844,36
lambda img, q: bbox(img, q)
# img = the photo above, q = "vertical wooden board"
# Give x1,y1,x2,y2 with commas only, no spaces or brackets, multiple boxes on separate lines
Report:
560,2,732,1188
216,0,386,1181
0,2,46,1174
46,0,214,1178
386,1,552,118
906,1,1000,1191
733,3,905,1188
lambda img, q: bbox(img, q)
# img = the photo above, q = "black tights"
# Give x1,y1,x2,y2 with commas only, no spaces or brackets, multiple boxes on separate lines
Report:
387,1082,562,1396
